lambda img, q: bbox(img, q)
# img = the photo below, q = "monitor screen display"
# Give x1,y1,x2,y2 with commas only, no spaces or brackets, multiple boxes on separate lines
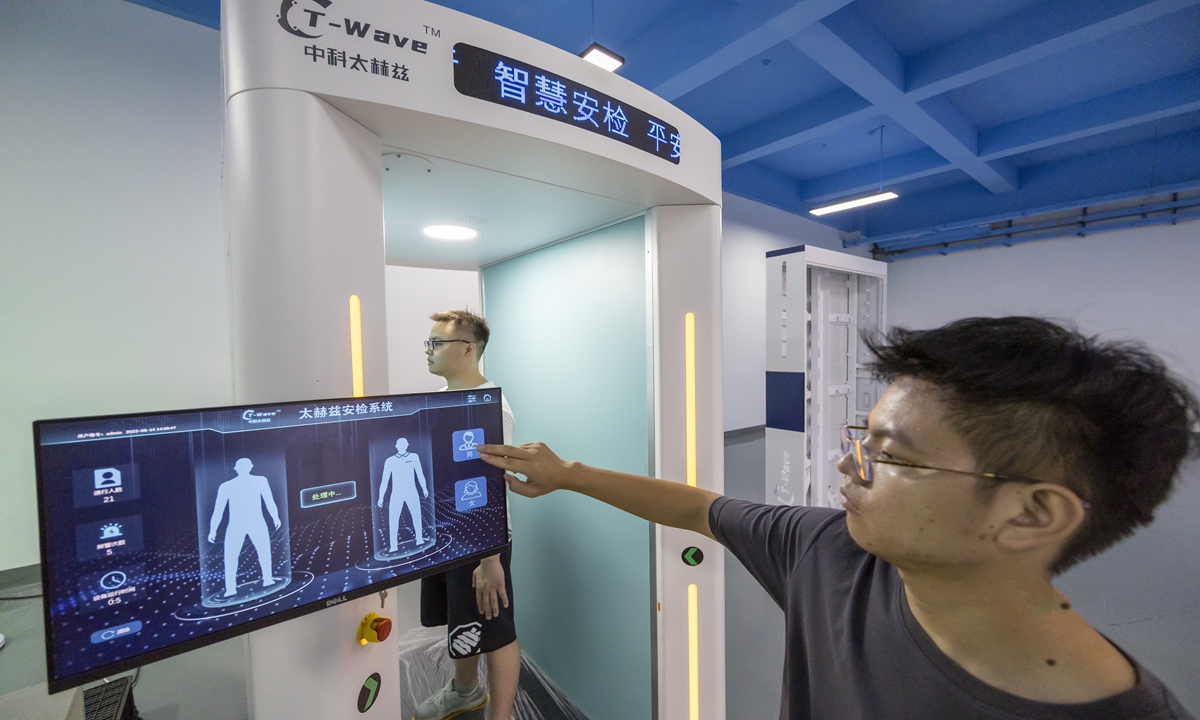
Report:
34,389,508,692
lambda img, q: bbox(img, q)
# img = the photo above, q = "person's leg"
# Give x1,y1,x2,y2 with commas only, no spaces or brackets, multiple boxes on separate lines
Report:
407,495,425,544
248,523,274,585
388,498,401,551
223,530,243,596
484,639,520,720
454,655,479,688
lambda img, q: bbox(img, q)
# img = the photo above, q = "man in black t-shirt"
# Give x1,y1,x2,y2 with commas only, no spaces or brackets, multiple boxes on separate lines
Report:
479,317,1198,719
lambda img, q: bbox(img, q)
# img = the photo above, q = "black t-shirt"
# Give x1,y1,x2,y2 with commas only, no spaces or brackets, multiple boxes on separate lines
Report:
709,497,1196,720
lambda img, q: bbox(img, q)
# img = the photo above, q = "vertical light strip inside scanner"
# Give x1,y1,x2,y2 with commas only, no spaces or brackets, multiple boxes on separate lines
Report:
685,312,697,487
349,295,364,397
688,583,700,720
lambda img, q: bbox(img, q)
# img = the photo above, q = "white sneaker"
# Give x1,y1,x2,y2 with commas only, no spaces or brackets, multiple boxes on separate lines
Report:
413,679,488,720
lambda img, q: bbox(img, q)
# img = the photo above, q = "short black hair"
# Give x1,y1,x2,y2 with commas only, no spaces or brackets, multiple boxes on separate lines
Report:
865,317,1198,574
430,309,490,356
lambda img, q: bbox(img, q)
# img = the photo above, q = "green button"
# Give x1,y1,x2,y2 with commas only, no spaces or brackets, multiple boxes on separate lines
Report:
682,547,704,566
358,673,381,713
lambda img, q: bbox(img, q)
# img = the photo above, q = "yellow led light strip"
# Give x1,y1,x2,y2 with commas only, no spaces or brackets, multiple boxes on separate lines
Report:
349,295,364,398
688,583,700,720
685,312,697,488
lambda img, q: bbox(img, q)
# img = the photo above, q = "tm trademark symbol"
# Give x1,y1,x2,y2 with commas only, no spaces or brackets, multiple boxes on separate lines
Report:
423,25,440,37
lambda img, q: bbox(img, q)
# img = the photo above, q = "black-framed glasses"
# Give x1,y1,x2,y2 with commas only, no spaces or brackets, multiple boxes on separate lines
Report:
423,338,472,352
839,425,1091,509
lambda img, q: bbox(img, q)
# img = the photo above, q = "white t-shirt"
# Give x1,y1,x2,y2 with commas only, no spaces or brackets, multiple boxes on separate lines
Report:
440,381,514,536
439,381,514,445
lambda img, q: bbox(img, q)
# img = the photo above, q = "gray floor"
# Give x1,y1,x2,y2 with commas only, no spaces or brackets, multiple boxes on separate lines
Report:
723,428,786,720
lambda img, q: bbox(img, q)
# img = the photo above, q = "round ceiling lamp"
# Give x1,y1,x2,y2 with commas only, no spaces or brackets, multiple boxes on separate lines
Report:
421,225,478,240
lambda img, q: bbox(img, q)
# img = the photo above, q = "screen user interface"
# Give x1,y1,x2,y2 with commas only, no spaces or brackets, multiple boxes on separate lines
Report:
35,389,507,690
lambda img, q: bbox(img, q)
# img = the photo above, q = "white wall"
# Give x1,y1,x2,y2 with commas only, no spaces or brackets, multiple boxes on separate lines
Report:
887,222,1200,385
720,193,868,431
384,265,481,394
886,219,1200,713
0,0,228,572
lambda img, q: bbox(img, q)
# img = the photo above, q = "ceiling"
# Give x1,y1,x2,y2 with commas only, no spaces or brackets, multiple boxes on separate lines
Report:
380,150,643,270
134,0,1200,252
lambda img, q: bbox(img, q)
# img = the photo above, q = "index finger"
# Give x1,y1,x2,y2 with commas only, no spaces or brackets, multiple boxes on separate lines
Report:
477,443,532,459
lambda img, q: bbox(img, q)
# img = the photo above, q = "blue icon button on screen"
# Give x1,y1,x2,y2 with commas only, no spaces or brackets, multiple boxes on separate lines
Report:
455,477,488,512
452,428,485,462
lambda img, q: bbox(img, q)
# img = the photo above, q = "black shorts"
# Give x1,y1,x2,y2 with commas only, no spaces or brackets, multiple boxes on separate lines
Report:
420,547,516,659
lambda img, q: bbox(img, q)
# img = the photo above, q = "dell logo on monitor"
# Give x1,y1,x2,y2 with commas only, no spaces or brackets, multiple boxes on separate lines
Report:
326,595,349,607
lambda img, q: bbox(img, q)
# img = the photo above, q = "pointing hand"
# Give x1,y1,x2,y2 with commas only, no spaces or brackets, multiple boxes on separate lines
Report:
478,442,573,498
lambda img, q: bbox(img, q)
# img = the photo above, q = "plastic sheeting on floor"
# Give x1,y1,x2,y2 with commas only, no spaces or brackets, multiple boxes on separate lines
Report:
398,626,591,720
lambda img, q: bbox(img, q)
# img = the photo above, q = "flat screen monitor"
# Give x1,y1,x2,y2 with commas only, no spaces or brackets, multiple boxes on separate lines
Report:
34,388,508,693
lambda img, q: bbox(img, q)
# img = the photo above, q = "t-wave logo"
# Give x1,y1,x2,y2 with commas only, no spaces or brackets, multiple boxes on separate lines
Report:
276,0,433,53
242,409,280,425
774,451,795,505
278,0,334,39
326,594,348,607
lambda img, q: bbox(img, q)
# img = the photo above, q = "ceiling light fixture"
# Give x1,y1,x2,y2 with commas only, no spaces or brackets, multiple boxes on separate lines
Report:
421,225,478,240
810,124,898,216
809,191,899,216
581,42,623,72
580,1,622,71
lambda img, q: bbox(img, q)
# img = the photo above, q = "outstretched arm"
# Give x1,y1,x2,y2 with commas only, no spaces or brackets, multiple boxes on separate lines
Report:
479,443,720,541
208,485,228,542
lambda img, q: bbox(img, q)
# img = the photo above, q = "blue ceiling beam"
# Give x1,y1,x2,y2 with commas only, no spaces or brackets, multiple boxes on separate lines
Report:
884,207,1200,262
876,195,1200,253
719,0,1199,181
720,87,873,168
724,162,855,232
978,70,1200,159
905,0,1200,101
789,7,1018,194
849,177,1200,247
776,70,1200,204
722,162,805,209
799,148,950,205
853,128,1200,239
619,0,854,100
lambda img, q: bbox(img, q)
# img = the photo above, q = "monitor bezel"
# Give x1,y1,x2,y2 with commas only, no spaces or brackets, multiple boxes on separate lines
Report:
34,388,510,694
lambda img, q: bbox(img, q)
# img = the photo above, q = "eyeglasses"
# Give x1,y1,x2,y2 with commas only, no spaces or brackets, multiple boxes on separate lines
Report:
423,339,472,352
839,425,1090,509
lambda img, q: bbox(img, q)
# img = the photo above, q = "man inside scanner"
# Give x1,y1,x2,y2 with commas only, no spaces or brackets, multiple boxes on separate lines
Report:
479,316,1197,720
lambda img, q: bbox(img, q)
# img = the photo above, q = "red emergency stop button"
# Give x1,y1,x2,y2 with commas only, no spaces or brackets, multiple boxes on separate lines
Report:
370,617,392,642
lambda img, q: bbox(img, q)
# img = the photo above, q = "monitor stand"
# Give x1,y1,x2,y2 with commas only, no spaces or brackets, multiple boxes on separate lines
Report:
245,594,400,720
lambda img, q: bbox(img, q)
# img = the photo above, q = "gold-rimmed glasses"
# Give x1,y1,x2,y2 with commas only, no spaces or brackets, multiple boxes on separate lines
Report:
839,425,1090,509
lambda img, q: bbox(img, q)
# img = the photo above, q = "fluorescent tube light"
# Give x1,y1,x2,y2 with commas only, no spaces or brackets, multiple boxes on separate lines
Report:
809,191,898,216
581,43,624,72
421,225,478,240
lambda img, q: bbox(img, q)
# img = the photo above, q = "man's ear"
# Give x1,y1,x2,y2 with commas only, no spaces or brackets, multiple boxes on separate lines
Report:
994,484,1087,553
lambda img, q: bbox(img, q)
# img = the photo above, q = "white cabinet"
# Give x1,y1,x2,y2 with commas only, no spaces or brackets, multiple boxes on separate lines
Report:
765,246,887,508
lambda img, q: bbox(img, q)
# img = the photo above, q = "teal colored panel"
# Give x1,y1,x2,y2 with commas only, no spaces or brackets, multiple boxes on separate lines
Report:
482,217,651,720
